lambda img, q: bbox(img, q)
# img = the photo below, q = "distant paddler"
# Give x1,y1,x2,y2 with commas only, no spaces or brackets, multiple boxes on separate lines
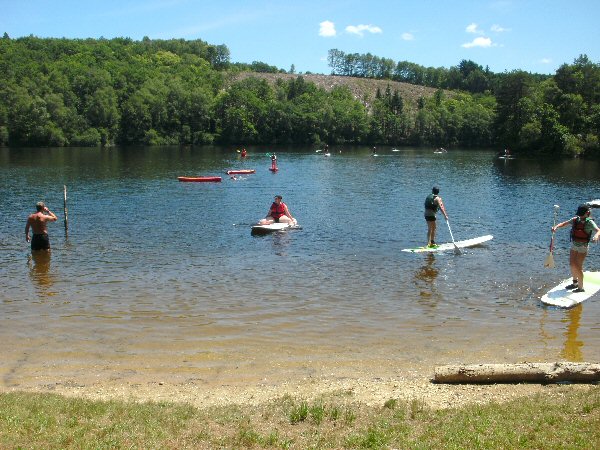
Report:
258,195,295,225
270,152,278,171
241,148,247,158
552,204,600,292
26,201,57,251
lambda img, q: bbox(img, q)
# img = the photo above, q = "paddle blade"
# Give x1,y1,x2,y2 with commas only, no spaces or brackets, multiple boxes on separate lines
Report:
544,252,555,269
544,234,555,268
453,244,462,255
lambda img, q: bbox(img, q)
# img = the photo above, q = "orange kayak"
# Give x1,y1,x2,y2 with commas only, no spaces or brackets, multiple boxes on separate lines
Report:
178,176,222,182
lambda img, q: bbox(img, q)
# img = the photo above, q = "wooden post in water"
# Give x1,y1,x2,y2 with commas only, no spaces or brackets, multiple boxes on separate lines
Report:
63,185,69,236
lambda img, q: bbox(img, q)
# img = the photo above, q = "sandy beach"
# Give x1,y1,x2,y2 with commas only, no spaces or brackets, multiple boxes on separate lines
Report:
3,360,594,410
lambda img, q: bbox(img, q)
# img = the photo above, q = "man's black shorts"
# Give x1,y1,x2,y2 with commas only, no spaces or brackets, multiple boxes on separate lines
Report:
31,234,50,251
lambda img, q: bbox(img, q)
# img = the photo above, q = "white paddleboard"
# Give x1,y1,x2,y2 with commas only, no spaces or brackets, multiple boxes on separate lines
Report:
251,220,299,235
402,235,493,253
541,271,600,308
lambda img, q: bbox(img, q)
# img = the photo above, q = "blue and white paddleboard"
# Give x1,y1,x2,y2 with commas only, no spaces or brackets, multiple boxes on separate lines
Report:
401,235,493,253
541,272,600,308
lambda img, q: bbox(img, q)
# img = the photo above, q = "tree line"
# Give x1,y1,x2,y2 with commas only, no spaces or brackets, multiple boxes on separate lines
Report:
328,49,600,157
0,34,598,157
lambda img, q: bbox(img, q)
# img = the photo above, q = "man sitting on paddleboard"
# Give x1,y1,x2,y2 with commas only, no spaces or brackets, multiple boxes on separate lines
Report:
552,204,600,292
424,186,448,248
259,195,295,225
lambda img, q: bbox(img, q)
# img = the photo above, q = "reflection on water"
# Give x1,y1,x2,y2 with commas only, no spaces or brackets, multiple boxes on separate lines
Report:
415,254,439,284
27,251,55,296
560,306,583,362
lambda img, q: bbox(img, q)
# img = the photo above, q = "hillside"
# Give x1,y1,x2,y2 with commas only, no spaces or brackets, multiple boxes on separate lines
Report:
229,72,444,110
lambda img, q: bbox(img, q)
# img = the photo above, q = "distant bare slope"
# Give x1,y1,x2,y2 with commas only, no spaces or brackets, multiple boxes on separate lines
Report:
228,72,443,109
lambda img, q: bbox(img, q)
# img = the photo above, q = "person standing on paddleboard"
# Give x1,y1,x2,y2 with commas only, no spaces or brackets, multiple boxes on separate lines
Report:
270,153,277,171
25,201,57,251
424,187,448,248
552,204,600,292
259,195,295,225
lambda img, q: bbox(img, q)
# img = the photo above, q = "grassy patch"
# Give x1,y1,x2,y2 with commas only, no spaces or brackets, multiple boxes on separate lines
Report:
0,387,598,448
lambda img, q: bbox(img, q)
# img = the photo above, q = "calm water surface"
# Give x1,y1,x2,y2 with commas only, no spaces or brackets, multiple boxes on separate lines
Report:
1,146,599,387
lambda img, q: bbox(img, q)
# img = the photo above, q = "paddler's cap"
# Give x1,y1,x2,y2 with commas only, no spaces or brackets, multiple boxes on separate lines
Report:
576,204,590,216
432,186,440,194
274,195,282,200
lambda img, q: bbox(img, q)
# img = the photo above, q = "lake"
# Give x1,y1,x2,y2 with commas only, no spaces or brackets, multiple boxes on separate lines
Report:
1,145,599,388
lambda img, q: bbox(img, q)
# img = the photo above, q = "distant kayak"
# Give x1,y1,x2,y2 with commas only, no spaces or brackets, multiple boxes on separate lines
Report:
586,199,600,208
226,169,255,175
269,167,279,172
178,176,222,182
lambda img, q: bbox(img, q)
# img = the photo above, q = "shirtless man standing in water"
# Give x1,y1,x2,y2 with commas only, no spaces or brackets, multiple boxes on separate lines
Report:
25,202,57,251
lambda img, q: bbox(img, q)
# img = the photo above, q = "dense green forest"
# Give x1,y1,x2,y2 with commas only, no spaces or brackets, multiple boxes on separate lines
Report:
0,34,598,157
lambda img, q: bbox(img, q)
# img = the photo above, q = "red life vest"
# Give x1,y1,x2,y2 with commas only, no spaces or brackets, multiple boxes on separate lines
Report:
270,202,286,219
571,217,591,243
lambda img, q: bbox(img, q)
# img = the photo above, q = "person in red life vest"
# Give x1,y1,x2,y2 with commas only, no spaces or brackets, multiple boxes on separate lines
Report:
241,148,247,158
270,153,277,170
552,204,600,292
424,186,448,247
25,201,57,251
258,195,295,225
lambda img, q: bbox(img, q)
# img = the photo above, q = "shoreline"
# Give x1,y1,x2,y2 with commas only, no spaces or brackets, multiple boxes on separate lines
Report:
2,364,594,410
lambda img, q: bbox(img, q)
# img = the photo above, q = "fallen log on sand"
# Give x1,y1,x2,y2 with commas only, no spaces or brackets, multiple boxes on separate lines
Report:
434,362,600,384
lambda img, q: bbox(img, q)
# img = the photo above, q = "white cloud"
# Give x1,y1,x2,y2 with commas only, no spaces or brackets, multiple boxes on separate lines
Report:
345,24,382,37
401,32,414,41
539,58,552,64
462,37,494,48
491,24,510,32
466,23,483,34
319,20,336,37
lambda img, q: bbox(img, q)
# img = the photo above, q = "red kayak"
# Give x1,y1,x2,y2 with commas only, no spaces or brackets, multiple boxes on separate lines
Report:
178,176,222,182
226,169,256,175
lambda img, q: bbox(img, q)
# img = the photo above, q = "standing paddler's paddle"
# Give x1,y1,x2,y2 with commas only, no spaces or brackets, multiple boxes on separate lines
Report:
544,205,559,269
445,218,461,255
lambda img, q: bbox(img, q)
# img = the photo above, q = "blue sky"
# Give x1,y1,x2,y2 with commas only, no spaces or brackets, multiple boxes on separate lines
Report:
2,0,599,75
